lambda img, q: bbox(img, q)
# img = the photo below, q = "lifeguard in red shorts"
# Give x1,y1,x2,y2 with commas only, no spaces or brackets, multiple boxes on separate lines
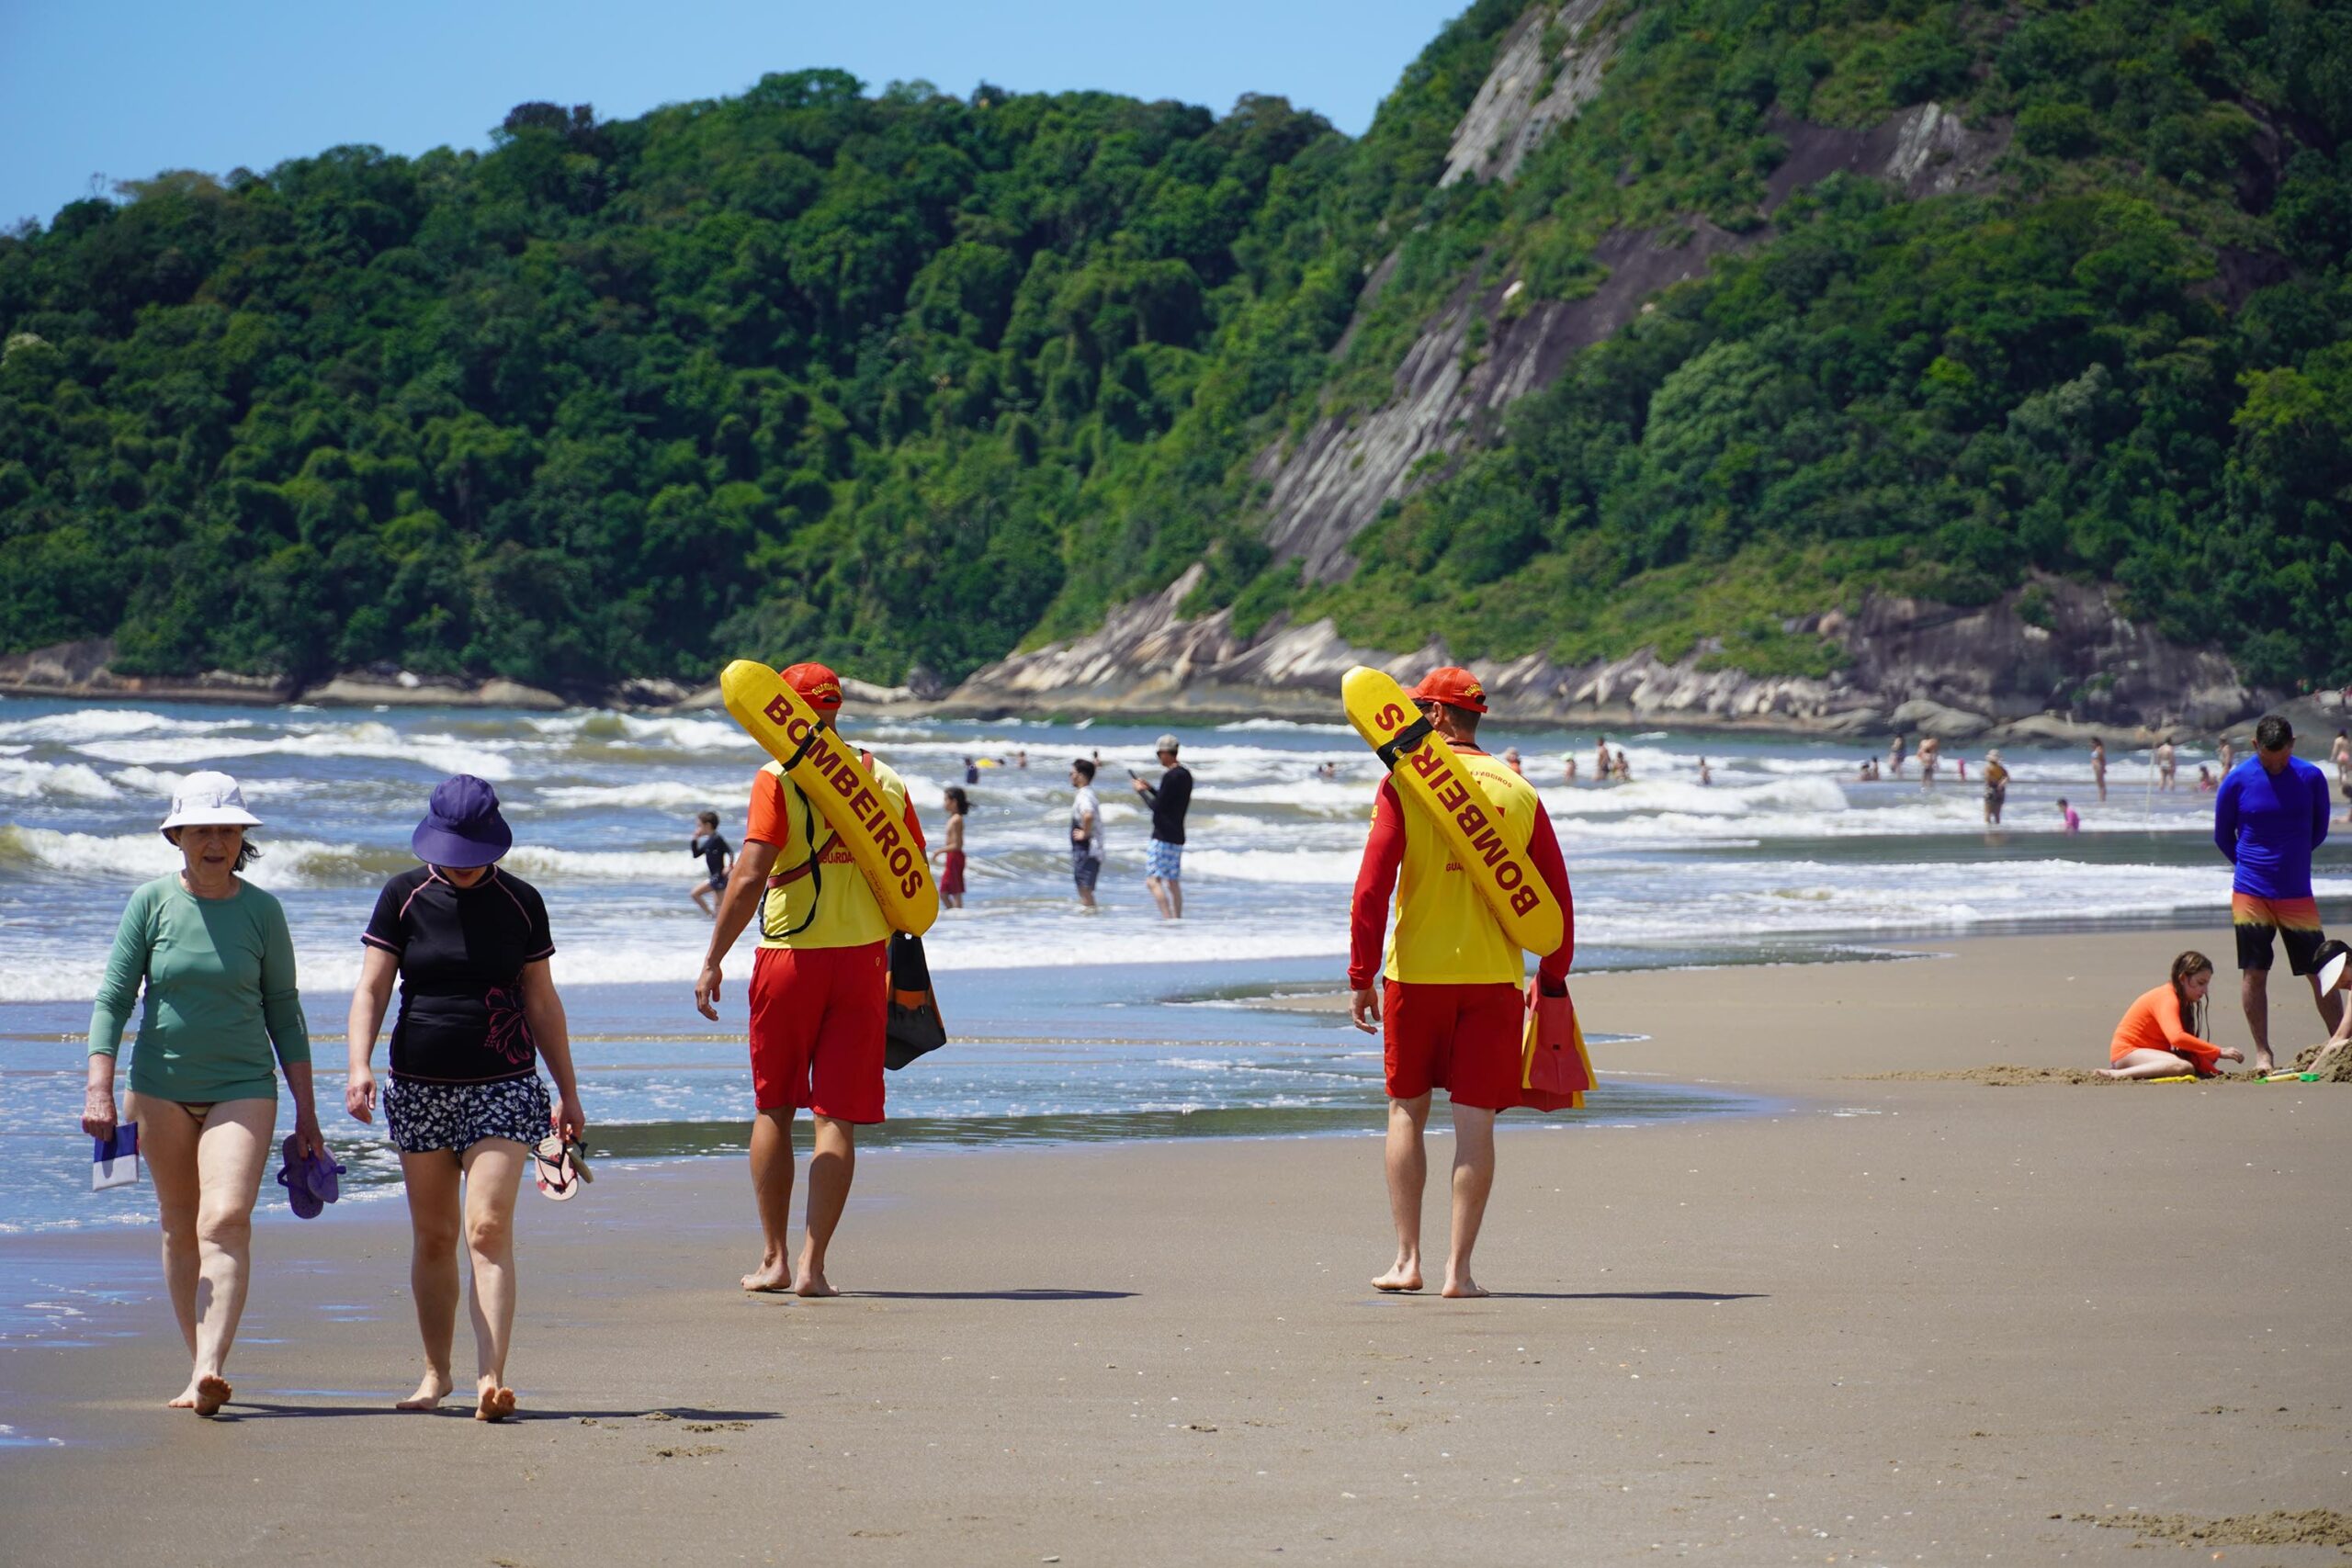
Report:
1348,667,1573,1298
695,662,923,1296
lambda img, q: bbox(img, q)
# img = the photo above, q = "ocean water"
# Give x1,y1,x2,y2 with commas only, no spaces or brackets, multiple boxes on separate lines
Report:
2,696,2345,1237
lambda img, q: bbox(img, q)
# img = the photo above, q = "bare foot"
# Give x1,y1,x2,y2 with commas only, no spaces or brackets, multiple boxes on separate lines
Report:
2094,1067,2124,1080
1372,1264,1423,1292
193,1375,232,1416
1440,1276,1489,1299
166,1382,201,1410
474,1384,517,1422
794,1264,839,1298
396,1371,453,1411
741,1257,793,1292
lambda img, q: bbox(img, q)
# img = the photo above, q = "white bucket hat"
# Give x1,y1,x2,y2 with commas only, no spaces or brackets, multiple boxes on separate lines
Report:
159,770,262,831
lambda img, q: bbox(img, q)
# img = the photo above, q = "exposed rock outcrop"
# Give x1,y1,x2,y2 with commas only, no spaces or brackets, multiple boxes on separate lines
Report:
0,638,295,704
1441,0,1624,188
941,572,2258,739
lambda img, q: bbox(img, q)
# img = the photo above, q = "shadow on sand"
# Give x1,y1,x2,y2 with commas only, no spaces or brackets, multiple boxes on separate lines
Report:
842,1288,1137,1303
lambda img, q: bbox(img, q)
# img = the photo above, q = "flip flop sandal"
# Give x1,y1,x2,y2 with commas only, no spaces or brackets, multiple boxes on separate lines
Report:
275,1134,346,1218
531,1134,581,1201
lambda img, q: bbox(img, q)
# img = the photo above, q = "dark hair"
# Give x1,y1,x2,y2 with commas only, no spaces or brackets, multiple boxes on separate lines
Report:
2056,797,2069,807
944,786,968,815
2171,950,2213,1040
696,810,719,828
1071,759,1096,783
164,827,262,871
2256,715,2293,752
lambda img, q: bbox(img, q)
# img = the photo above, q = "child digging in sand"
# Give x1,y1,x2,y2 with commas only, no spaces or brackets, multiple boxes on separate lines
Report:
2099,951,2244,1079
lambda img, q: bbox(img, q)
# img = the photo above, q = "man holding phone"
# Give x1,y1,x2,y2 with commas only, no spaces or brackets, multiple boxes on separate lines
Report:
1131,734,1193,920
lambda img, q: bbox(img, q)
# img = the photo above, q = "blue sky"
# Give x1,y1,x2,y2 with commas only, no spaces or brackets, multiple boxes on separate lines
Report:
0,0,1474,227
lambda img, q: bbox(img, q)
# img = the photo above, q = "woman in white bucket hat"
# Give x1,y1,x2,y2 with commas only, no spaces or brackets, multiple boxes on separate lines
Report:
82,770,323,1416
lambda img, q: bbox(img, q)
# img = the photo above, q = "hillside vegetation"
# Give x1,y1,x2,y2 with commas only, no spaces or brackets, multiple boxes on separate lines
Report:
3,0,2348,694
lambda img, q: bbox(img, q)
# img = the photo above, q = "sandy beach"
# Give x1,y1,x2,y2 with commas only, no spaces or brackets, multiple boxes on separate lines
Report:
4,928,2349,1565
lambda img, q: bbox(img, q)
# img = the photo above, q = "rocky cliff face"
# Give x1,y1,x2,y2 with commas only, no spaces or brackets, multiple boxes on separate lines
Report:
942,570,2256,739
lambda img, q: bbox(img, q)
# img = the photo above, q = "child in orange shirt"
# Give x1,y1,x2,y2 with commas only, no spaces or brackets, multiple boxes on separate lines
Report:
2098,951,2244,1079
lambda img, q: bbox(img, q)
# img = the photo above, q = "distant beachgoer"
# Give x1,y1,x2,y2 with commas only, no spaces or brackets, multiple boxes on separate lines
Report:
1562,755,1578,784
1918,736,1940,789
1594,737,1611,781
2098,951,2240,1080
1348,668,1573,1298
1613,748,1632,783
1069,758,1103,910
1857,758,1878,782
2198,764,2217,793
690,811,732,917
1888,734,1907,777
84,772,322,1418
1016,750,1028,770
2090,737,2108,803
962,757,979,785
1956,757,1968,782
1504,748,1523,776
2156,740,2177,792
1982,749,2009,824
1697,757,1712,787
1133,734,1192,920
695,663,924,1297
1318,761,1338,780
2059,796,2080,834
2215,715,2342,1073
2219,737,2235,773
934,786,968,909
347,775,585,1420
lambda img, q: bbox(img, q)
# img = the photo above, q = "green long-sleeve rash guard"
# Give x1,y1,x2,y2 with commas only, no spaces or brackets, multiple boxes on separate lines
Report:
87,875,311,1105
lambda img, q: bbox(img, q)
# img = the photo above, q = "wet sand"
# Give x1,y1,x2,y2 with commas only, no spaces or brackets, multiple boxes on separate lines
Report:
4,931,2349,1564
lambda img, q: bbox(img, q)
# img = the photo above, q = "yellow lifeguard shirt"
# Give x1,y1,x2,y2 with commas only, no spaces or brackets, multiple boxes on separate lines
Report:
1386,750,1540,986
744,754,912,950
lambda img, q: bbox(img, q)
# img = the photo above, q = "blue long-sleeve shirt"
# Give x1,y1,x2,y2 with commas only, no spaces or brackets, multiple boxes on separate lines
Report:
2213,755,2330,899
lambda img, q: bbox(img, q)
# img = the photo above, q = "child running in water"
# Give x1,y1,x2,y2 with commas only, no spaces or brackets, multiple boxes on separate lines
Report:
690,811,732,917
934,786,968,909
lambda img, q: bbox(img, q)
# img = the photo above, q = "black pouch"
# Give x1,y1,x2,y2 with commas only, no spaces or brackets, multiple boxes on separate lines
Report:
884,931,947,1070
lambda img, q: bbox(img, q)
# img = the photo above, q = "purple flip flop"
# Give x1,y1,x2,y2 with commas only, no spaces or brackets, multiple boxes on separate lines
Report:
277,1134,347,1219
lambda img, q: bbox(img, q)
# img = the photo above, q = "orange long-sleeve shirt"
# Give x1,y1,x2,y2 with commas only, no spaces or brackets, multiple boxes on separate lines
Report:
2109,984,2221,1074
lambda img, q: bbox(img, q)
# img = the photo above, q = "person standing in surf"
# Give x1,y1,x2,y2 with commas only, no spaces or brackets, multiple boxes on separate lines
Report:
346,775,586,1420
1132,734,1192,920
935,785,968,909
695,663,922,1295
1348,668,1575,1298
689,811,732,918
1069,759,1104,910
83,772,323,1418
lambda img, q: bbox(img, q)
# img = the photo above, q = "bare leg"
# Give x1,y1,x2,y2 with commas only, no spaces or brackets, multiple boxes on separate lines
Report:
692,879,714,915
184,1098,274,1414
796,1116,854,1296
1167,879,1182,919
2243,968,2272,1074
1443,1102,1497,1298
1145,875,1171,919
135,1098,204,1399
397,1150,463,1409
2311,972,2345,1040
743,1107,796,1292
460,1138,526,1420
1373,1095,1430,1292
2097,1048,2198,1080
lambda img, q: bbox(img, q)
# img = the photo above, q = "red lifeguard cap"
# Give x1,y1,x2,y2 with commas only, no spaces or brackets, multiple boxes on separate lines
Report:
781,661,844,711
1408,666,1487,715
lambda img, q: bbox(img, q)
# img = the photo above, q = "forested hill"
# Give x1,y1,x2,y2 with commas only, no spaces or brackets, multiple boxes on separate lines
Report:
4,0,2350,700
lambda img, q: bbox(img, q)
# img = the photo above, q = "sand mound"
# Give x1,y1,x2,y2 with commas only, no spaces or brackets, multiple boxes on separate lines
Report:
1860,1066,2106,1085
2077,1507,2352,1549
2288,1041,2352,1080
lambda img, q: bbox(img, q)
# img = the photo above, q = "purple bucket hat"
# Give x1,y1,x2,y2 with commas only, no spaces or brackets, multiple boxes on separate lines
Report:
413,774,514,868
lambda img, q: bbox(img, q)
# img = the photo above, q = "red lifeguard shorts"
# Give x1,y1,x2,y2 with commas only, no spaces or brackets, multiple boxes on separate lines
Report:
749,942,888,1123
1381,979,1522,1111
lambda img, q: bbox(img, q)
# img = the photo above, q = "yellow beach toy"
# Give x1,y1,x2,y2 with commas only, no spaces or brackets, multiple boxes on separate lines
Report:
1339,665,1565,955
718,659,940,937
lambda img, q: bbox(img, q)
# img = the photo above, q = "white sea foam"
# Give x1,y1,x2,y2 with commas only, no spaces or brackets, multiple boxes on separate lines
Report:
0,759,119,800
0,708,221,743
75,725,515,780
537,781,726,811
